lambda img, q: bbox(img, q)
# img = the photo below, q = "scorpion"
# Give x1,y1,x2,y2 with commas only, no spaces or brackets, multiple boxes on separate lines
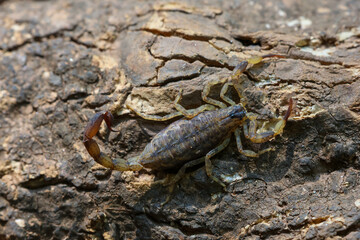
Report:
83,54,293,190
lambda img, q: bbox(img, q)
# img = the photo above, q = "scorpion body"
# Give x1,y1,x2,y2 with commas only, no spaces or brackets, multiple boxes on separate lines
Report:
138,105,247,170
83,54,292,188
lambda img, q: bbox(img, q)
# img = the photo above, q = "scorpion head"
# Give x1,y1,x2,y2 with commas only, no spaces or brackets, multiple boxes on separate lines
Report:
229,105,247,120
219,105,247,128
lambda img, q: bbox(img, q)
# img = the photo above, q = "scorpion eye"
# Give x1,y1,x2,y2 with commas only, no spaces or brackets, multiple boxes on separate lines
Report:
229,106,246,119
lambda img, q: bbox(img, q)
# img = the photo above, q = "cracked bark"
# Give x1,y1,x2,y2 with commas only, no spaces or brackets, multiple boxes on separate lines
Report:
1,0,360,239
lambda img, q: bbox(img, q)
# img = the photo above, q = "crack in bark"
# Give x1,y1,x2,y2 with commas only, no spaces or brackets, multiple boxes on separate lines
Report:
232,34,263,47
19,177,74,190
138,28,231,43
139,210,214,237
145,33,232,85
152,54,232,70
0,25,78,52
159,65,205,86
136,7,221,20
148,54,215,85
70,37,97,49
231,35,356,69
287,48,350,67
208,40,231,54
244,211,351,239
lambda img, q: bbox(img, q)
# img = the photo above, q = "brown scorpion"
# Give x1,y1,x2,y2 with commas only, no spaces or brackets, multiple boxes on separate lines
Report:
83,54,293,189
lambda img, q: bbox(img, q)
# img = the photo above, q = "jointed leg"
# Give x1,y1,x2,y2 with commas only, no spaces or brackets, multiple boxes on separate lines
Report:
174,89,217,118
220,82,236,106
230,61,249,106
230,55,286,105
205,137,231,188
234,128,274,158
202,59,252,108
126,104,183,121
155,158,205,206
163,158,205,187
127,89,217,121
202,77,228,109
219,81,247,107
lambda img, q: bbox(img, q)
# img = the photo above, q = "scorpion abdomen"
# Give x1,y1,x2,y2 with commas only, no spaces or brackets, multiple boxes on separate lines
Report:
139,105,247,170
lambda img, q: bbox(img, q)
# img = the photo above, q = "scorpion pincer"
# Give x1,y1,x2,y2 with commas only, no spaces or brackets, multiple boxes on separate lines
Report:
83,54,293,188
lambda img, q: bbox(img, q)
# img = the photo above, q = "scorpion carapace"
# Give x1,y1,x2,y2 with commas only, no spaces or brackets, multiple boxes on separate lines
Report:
83,54,292,188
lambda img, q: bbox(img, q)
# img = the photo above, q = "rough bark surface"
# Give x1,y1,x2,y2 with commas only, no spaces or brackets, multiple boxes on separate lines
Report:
0,0,360,239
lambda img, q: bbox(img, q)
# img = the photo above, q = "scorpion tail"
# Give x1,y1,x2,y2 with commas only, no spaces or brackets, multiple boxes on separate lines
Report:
83,111,143,171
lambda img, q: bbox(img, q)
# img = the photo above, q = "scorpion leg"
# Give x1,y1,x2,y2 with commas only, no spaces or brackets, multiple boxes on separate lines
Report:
202,77,228,109
220,82,236,106
163,157,206,187
174,89,217,118
219,79,247,107
244,98,293,143
234,128,273,157
83,111,143,171
230,61,251,106
231,61,249,107
231,55,286,106
126,104,183,121
126,89,216,121
205,137,231,188
159,157,206,206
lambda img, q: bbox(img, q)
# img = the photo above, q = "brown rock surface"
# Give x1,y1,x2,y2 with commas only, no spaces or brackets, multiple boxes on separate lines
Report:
0,0,360,239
